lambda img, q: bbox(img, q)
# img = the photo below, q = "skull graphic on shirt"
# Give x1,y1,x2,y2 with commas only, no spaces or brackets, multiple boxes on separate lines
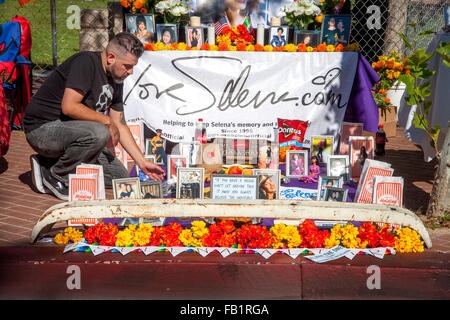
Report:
96,84,113,113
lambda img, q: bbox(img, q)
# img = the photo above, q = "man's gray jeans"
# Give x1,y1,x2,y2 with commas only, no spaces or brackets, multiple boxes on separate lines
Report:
25,120,129,188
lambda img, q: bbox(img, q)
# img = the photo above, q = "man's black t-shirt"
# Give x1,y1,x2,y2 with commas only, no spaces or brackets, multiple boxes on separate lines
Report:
24,51,123,133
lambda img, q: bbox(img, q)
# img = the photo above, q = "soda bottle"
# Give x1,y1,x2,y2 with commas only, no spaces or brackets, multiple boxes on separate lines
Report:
195,118,207,144
375,124,387,156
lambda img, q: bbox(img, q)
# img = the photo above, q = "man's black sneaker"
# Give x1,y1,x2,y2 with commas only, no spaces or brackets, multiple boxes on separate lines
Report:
30,155,50,194
41,166,69,201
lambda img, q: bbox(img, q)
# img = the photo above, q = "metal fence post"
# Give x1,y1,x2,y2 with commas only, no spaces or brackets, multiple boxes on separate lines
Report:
50,0,57,69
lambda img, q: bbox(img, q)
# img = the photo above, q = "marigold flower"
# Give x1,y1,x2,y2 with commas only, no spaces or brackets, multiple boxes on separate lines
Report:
209,44,219,51
229,45,237,51
285,43,297,52
306,46,314,52
246,44,255,52
254,44,264,52
218,43,229,51
395,228,424,253
297,43,307,52
236,42,247,51
270,223,302,249
317,43,327,52
326,44,335,52
263,45,273,52
177,42,187,51
200,43,210,51
54,233,69,245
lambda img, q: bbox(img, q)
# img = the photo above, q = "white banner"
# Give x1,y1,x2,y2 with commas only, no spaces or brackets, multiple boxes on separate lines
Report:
123,51,359,144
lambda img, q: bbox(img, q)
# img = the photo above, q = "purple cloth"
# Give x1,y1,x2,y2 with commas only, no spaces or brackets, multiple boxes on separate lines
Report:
344,53,380,133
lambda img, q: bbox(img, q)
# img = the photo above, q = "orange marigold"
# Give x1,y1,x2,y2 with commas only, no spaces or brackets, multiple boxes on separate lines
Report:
317,43,327,52
254,44,264,52
144,42,154,51
218,43,229,51
200,43,211,50
236,42,247,51
297,43,307,52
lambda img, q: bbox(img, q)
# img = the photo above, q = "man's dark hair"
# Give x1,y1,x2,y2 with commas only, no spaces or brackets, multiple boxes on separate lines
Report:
107,32,144,58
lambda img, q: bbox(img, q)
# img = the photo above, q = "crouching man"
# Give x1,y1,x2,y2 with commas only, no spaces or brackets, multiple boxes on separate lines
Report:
23,32,164,200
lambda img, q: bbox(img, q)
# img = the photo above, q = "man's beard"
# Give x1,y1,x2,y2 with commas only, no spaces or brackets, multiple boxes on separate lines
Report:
106,68,124,84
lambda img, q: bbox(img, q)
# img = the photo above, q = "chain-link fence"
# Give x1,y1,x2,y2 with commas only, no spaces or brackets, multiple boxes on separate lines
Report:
351,0,449,63
0,0,448,73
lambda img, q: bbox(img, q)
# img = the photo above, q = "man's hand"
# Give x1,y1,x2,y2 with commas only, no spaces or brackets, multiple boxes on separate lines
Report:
138,158,165,181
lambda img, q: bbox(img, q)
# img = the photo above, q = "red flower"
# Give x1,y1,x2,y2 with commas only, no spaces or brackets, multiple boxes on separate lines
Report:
298,220,330,248
202,220,236,247
84,222,118,246
236,225,273,249
161,222,183,247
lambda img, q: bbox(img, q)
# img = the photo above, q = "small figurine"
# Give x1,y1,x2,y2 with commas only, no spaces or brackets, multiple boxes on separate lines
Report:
300,155,320,183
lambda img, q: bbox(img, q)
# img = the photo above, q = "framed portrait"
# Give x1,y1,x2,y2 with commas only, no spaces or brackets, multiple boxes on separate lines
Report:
112,177,141,200
317,175,343,200
269,26,289,47
167,155,188,180
141,181,163,199
136,155,156,181
285,150,308,178
320,14,352,47
254,169,281,200
125,14,155,45
294,30,321,47
327,155,350,182
176,167,205,199
157,24,178,46
180,141,202,166
210,174,258,200
145,131,167,165
185,26,204,49
349,136,374,180
324,187,348,202
311,135,334,166
339,122,364,155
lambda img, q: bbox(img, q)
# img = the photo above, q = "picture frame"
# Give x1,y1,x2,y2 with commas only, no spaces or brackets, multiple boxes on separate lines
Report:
185,26,204,49
167,155,188,180
327,155,350,182
294,30,321,47
320,14,352,47
349,136,374,180
141,180,163,199
324,187,348,202
145,130,167,165
126,121,144,161
339,122,364,155
156,23,178,46
210,174,259,200
176,167,204,199
317,175,343,200
112,177,141,200
254,169,281,200
136,155,156,181
285,150,309,178
125,13,156,45
269,26,289,47
180,141,202,166
311,135,334,166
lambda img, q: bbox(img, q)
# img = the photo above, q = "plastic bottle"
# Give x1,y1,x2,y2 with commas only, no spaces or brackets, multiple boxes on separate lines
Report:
375,124,387,156
195,118,207,144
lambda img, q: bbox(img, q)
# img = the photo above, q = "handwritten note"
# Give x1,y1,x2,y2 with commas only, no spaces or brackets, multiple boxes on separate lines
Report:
211,175,258,200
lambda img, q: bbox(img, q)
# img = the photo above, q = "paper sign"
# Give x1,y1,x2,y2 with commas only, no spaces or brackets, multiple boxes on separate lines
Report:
114,143,128,168
68,174,98,226
279,186,317,200
356,165,394,204
76,163,105,199
210,174,258,200
372,176,404,207
305,245,351,263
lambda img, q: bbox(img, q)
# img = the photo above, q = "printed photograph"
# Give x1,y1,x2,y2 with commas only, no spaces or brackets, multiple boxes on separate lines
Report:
324,187,348,202
125,14,155,44
112,177,141,200
321,14,352,46
269,26,289,47
258,144,278,169
294,30,320,46
317,175,343,200
311,135,334,166
141,181,163,199
339,122,364,155
185,26,203,49
327,155,349,181
157,24,178,46
168,155,188,180
286,150,308,178
136,155,156,182
255,169,280,200
180,142,202,166
146,129,167,166
176,168,205,199
349,136,374,179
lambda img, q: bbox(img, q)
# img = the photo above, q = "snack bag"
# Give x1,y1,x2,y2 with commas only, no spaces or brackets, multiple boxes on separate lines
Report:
277,118,309,162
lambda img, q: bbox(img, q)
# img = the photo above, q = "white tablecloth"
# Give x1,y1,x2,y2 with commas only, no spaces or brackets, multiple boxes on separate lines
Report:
397,31,450,162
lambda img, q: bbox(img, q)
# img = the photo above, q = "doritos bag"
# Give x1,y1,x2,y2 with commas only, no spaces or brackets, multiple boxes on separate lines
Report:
278,118,309,162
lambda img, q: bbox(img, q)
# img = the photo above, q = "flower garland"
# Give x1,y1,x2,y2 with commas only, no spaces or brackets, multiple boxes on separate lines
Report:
216,25,254,46
55,220,425,253
144,41,359,53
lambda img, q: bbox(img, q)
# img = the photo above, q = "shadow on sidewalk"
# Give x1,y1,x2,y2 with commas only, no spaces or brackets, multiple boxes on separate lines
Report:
0,157,7,174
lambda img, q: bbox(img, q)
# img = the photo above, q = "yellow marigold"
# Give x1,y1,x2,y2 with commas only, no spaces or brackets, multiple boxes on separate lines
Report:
64,227,83,243
285,43,297,52
326,44,335,52
54,233,69,245
263,45,273,52
246,44,255,51
133,223,154,246
210,44,219,51
153,41,164,51
270,223,302,249
179,221,209,247
115,224,136,247
306,46,314,52
315,13,323,23
395,228,424,253
229,45,237,51
177,42,187,51
324,223,367,249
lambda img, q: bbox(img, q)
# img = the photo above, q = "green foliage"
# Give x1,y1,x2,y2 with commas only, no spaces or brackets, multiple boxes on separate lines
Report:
397,23,449,156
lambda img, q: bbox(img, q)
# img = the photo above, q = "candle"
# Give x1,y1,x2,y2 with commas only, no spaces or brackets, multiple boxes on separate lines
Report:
190,16,201,27
207,24,215,45
256,24,264,45
271,17,281,27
